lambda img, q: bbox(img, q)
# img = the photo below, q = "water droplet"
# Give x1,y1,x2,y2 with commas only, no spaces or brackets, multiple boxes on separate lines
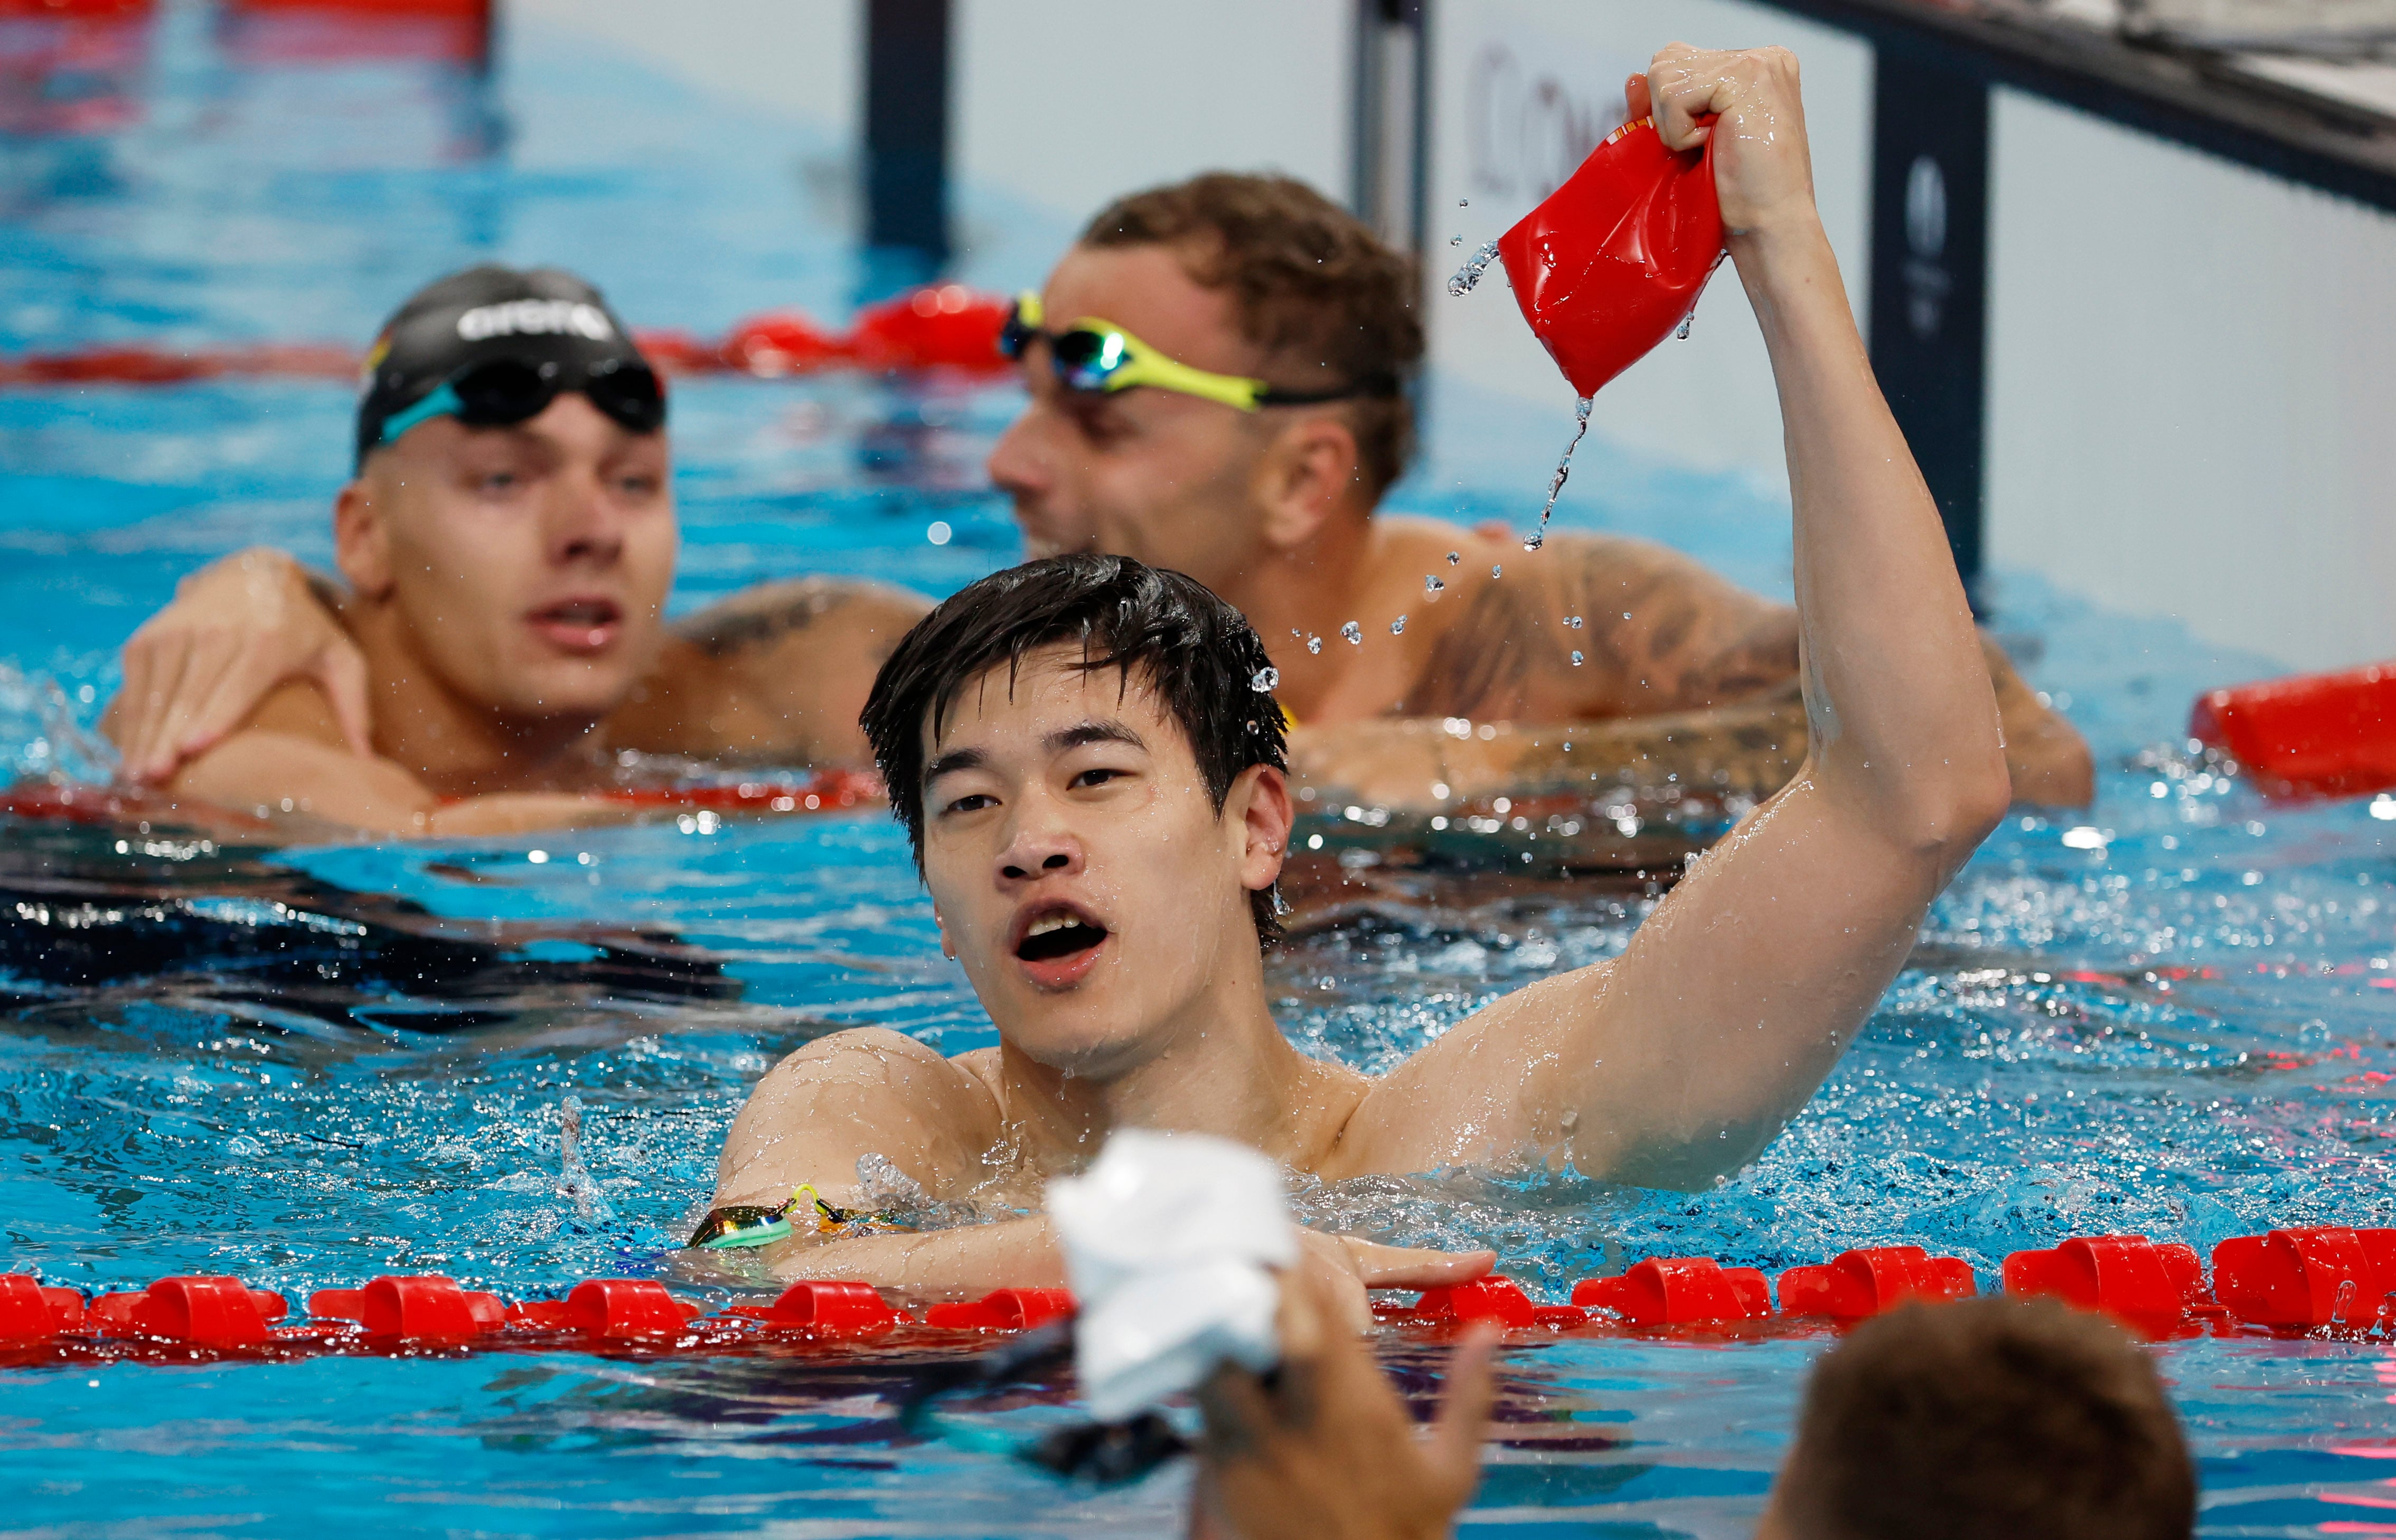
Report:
1446,551,1460,565
1458,198,1469,206
1449,234,1462,245
1492,565,1502,579
1340,621,1363,645
1524,396,1593,552
1390,615,1407,635
1425,574,1445,593
1571,650,1584,666
1677,312,1694,340
1444,239,1502,297
1564,615,1583,629
1307,634,1323,655
1251,666,1280,692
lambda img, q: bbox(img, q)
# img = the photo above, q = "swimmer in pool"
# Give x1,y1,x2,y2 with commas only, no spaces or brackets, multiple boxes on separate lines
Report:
110,96,2091,820
100,264,928,834
694,45,2016,1304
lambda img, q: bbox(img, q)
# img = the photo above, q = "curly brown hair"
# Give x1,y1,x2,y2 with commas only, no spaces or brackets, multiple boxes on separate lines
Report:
1079,173,1422,504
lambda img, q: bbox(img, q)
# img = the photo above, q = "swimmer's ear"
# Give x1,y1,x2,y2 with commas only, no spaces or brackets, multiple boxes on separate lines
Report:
334,475,396,600
1251,413,1364,551
1228,763,1293,893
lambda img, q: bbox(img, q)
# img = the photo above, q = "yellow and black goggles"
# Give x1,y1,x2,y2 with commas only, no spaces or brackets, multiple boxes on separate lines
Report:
998,292,1399,412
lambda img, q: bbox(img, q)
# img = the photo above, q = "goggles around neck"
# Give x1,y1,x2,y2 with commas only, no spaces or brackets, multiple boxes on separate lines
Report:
998,291,1397,412
375,354,666,449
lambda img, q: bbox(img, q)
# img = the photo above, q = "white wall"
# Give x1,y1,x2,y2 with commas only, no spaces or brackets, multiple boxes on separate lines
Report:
1423,0,1874,496
1985,89,2396,672
506,0,860,136
952,0,1355,230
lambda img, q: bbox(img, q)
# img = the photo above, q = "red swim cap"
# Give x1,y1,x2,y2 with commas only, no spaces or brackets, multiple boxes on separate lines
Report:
1497,117,1726,398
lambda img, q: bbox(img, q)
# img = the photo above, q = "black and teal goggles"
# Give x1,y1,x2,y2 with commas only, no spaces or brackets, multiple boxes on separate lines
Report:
372,355,665,451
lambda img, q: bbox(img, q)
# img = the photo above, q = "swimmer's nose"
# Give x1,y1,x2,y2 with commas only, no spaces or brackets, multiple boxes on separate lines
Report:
995,817,1083,884
546,468,626,567
986,399,1051,514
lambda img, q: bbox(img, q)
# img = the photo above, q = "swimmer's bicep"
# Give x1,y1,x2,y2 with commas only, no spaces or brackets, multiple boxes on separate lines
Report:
713,1028,996,1207
165,728,434,832
1336,970,1620,1176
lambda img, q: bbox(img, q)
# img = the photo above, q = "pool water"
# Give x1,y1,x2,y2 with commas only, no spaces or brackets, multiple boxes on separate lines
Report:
3,6,2393,1537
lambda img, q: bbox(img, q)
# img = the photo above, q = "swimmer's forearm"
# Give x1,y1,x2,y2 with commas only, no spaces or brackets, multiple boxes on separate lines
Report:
1735,221,2007,847
767,1216,1065,1299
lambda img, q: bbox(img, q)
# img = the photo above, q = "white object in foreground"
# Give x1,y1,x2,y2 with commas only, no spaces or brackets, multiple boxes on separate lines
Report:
1047,1128,1296,1423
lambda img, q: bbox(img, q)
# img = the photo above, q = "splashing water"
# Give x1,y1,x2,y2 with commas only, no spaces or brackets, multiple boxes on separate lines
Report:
1446,239,1502,297
1307,635,1323,655
1251,666,1280,692
1340,621,1363,646
1390,616,1407,635
1525,395,1595,551
1425,574,1445,593
557,1095,615,1226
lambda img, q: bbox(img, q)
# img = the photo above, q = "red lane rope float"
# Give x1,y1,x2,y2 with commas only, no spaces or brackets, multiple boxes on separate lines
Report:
590,768,880,816
0,287,1012,390
2190,661,2396,801
8,1229,2393,1366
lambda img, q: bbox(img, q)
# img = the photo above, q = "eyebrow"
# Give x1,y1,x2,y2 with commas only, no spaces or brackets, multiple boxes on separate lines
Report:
921,720,1147,788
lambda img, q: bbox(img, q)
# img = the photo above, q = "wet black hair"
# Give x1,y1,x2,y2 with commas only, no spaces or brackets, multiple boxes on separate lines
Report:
859,554,1290,949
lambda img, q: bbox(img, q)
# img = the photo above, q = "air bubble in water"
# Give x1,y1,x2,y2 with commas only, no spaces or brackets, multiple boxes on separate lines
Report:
1340,620,1363,645
1571,650,1584,666
1525,395,1594,551
1251,666,1280,692
1307,634,1323,655
1445,239,1502,297
1425,574,1445,593
1390,615,1406,635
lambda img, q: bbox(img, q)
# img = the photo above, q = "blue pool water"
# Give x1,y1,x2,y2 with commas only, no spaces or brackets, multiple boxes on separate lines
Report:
3,6,2394,1536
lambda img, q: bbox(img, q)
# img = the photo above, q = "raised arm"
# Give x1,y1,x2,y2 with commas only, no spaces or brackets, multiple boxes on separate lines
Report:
1342,44,2009,1188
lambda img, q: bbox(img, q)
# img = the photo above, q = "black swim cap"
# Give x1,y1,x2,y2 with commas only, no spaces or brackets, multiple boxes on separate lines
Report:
353,264,655,468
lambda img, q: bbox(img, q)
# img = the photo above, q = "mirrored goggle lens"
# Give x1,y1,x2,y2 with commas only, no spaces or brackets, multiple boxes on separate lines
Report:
687,1203,792,1249
1049,328,1129,393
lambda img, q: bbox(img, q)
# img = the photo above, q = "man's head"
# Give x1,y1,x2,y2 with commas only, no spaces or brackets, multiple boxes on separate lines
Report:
337,265,674,725
1764,1298,2196,1540
988,174,1421,597
860,555,1292,1073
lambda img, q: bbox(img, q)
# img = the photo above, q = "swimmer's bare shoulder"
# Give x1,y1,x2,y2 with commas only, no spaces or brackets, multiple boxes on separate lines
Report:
614,578,933,766
712,1026,1004,1212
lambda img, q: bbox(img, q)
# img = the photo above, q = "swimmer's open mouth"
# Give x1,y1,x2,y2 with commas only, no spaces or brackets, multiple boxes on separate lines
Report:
532,598,623,628
1013,905,1108,963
